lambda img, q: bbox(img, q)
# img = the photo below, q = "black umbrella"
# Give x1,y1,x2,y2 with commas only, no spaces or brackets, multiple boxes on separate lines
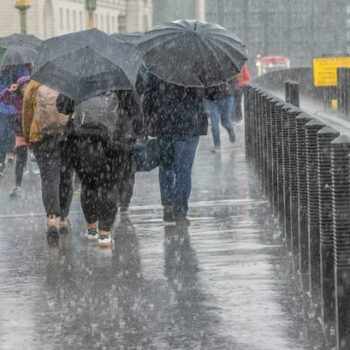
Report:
0,33,41,50
111,32,144,44
31,29,142,103
139,19,247,88
0,45,37,68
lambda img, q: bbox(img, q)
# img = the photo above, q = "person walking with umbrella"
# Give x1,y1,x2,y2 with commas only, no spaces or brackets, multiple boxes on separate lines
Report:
22,80,74,240
31,29,143,246
139,20,247,224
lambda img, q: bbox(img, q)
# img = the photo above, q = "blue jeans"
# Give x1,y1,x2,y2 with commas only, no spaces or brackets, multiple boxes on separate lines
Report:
204,96,235,146
159,136,199,217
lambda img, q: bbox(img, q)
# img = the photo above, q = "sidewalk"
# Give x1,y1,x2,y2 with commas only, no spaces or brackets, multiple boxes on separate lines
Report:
0,125,325,350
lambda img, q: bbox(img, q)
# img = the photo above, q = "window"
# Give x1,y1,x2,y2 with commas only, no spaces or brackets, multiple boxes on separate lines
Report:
111,16,115,32
100,14,104,31
73,10,77,31
94,13,98,29
106,14,110,33
118,15,126,33
79,11,83,30
66,9,70,31
59,8,64,30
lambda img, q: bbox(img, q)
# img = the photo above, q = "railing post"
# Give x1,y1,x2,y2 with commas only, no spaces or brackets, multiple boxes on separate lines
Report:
286,106,302,271
317,126,340,339
305,119,325,313
285,80,300,107
296,113,313,289
331,135,350,350
274,101,286,230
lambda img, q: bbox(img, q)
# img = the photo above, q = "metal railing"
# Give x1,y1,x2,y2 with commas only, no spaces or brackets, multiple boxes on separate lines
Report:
244,83,350,350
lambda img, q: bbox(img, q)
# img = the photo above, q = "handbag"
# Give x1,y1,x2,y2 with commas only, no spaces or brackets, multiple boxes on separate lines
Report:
132,137,160,172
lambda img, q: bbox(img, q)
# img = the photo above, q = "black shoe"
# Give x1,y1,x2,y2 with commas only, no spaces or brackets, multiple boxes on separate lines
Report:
163,206,175,222
229,129,236,143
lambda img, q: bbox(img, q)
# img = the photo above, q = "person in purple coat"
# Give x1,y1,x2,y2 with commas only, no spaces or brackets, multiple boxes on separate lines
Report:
0,75,30,197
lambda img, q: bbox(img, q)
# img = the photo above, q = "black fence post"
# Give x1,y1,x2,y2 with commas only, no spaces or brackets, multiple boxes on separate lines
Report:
331,135,350,350
285,80,300,107
317,126,340,339
296,113,313,290
286,106,302,271
305,119,325,313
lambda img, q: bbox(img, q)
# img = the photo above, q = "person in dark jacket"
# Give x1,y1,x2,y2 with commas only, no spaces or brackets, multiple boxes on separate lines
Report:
142,74,207,225
204,79,237,152
63,90,143,247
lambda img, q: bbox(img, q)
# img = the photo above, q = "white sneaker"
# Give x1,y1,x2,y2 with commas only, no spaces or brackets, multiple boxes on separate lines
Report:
98,233,114,248
85,228,98,242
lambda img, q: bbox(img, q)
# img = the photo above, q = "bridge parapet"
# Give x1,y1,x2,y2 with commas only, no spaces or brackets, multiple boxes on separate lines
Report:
244,83,350,350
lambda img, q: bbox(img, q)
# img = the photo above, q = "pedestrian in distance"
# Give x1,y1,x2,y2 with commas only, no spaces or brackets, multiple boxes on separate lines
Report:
142,74,207,226
204,79,237,153
0,64,30,176
23,80,74,241
0,75,30,198
62,90,143,248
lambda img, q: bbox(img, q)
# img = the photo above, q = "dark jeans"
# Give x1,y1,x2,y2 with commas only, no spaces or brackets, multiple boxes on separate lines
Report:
32,137,74,218
0,115,14,170
15,145,28,187
159,136,199,217
81,181,119,231
204,96,235,146
117,150,135,208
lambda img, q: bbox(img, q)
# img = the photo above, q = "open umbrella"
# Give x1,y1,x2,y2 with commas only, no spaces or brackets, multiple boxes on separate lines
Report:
0,33,41,50
111,32,144,44
139,19,247,88
0,47,6,67
31,29,142,103
0,45,37,68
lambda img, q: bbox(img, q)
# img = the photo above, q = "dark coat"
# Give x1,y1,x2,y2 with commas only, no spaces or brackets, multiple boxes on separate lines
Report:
142,74,208,138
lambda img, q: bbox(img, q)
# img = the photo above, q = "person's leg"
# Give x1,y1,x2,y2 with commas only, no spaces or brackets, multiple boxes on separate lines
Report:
32,138,62,236
15,145,28,187
118,151,134,211
158,138,176,221
173,136,200,222
80,181,99,240
204,99,221,147
98,180,118,247
219,96,236,142
0,116,7,173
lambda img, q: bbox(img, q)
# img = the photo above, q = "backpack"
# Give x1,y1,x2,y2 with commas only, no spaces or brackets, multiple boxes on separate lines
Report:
34,85,68,135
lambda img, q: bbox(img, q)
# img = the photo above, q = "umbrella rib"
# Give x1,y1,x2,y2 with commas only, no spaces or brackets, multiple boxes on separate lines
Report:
206,37,245,74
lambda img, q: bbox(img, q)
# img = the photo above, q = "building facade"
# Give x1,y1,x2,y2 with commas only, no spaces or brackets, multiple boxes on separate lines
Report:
152,0,205,26
0,0,153,39
206,0,348,70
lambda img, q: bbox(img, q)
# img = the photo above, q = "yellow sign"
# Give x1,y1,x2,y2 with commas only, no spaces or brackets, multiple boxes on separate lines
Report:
15,0,31,8
313,57,350,87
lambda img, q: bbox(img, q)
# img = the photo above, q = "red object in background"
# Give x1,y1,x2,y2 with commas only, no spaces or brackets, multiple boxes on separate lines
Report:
238,64,252,88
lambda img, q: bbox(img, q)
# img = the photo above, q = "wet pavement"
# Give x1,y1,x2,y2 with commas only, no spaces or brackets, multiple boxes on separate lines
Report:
0,124,325,350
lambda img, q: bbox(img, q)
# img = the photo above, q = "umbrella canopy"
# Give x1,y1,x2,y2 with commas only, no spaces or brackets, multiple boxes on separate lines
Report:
0,47,6,67
0,33,41,50
111,32,144,44
0,45,37,68
139,19,247,88
32,29,142,103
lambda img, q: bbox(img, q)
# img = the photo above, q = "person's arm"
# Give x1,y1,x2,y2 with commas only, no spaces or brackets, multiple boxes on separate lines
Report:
22,81,39,145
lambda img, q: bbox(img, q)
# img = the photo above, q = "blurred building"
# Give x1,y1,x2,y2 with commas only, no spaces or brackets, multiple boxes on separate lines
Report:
0,0,153,39
206,0,348,71
153,0,205,26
